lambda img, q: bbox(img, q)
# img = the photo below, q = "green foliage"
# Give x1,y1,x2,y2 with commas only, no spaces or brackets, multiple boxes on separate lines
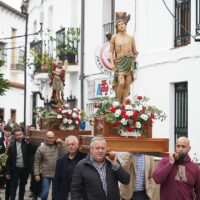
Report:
55,28,80,61
93,97,115,116
0,60,9,96
29,50,53,73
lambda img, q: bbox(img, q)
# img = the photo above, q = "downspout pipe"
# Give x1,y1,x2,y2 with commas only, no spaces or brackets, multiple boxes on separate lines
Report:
80,0,85,110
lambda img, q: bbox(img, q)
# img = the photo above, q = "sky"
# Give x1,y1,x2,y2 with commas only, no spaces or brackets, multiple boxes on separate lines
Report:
1,0,22,11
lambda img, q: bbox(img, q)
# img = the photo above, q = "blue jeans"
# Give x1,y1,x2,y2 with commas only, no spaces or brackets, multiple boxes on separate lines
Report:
41,177,55,200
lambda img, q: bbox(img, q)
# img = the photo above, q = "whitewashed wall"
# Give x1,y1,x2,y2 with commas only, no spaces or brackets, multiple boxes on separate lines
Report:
113,0,200,157
0,3,25,124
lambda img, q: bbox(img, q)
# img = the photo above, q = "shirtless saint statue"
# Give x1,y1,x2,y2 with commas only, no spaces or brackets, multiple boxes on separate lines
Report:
110,12,138,104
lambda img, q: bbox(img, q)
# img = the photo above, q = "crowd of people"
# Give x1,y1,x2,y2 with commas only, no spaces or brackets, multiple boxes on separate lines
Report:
0,118,200,200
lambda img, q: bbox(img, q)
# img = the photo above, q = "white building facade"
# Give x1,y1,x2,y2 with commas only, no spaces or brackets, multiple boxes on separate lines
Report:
0,1,26,124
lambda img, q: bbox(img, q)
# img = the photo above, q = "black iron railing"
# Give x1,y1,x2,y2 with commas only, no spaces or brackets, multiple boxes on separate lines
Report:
102,21,115,43
56,27,80,63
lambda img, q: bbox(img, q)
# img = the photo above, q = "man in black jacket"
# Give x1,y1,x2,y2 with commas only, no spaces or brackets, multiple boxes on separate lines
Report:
54,135,86,200
71,136,130,200
5,127,36,200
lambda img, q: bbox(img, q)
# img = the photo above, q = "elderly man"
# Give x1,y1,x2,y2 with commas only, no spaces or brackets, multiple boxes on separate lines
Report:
71,136,130,200
153,137,200,200
54,135,86,200
34,131,66,200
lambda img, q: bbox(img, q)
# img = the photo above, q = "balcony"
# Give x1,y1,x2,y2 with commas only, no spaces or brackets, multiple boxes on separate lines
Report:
56,27,80,64
102,21,114,43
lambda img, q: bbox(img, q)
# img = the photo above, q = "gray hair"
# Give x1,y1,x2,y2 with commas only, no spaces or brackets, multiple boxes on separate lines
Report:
65,135,79,144
90,136,106,148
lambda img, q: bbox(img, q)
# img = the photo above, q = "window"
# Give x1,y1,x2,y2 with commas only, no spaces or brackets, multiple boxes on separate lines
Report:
30,40,42,72
11,28,17,69
175,0,191,47
56,28,65,61
174,82,188,143
0,42,7,63
102,0,115,43
10,109,16,122
196,0,200,35
30,40,42,55
16,49,25,70
0,108,4,121
56,27,80,63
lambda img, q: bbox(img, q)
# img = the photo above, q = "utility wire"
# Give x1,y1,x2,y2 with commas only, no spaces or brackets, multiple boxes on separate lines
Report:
161,0,195,39
4,45,25,50
0,23,43,40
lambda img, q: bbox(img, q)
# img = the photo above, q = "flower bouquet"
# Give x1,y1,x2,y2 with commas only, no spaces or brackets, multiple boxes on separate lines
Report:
106,95,166,137
56,106,82,130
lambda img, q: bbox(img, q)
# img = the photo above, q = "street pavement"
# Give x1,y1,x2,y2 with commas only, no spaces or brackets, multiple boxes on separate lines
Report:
0,175,52,199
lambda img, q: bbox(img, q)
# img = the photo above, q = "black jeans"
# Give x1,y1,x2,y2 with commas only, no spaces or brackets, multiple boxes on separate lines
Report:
131,190,149,200
5,178,11,200
10,167,29,200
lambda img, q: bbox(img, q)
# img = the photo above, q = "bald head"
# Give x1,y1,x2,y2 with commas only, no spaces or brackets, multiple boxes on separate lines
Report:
177,137,190,147
176,136,191,155
46,131,55,137
46,131,55,144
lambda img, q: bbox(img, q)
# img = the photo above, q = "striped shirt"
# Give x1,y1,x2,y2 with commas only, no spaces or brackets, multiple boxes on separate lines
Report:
134,154,145,191
89,155,107,195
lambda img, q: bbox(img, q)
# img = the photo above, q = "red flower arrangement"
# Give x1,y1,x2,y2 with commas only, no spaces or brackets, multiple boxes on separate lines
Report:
106,96,166,136
56,106,82,130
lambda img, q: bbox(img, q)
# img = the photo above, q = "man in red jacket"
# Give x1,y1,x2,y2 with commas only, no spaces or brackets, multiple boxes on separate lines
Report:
152,137,200,200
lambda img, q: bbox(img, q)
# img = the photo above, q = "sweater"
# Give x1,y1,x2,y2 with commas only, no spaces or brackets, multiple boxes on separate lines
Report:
152,155,200,200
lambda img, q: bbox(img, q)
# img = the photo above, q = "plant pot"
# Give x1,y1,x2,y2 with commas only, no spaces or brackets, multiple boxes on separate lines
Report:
94,115,152,138
41,64,49,72
66,53,76,64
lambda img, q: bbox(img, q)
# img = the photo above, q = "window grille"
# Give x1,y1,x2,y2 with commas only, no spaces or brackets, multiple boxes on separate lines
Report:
174,82,188,143
196,0,200,35
175,0,191,47
103,21,115,43
0,42,7,63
